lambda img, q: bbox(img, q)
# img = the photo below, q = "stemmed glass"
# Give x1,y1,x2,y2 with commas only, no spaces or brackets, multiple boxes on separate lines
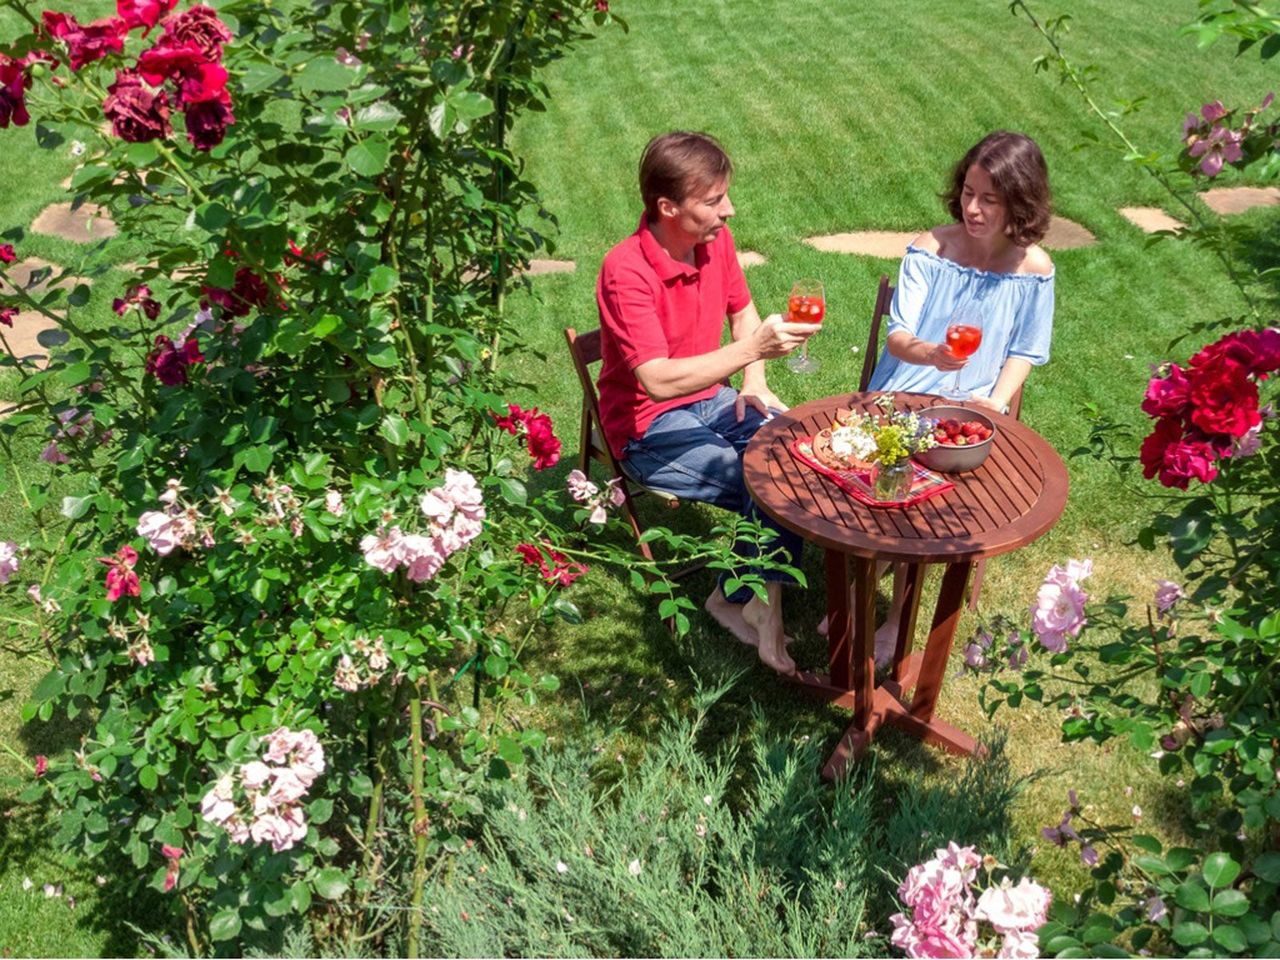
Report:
785,278,825,374
940,305,983,400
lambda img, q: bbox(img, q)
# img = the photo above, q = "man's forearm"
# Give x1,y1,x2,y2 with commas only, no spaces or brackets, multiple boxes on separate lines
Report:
634,339,760,401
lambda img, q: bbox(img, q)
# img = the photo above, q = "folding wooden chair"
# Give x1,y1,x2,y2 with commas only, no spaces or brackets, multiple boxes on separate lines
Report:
859,275,1024,609
563,326,685,567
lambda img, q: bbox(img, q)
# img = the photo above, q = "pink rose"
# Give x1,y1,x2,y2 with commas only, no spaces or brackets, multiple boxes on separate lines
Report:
0,541,19,584
566,469,598,502
998,929,1042,959
361,527,403,574
137,509,182,556
240,760,272,790
200,774,236,825
974,878,1052,933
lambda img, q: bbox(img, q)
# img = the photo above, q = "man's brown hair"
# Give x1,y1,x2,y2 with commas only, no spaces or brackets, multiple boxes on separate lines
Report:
944,131,1052,247
639,131,733,220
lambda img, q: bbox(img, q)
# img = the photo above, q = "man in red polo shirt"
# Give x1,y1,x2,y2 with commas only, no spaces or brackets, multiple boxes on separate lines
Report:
595,131,815,675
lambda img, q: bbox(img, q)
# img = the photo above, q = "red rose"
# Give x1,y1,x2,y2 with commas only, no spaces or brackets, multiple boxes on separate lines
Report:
1140,416,1182,482
113,283,162,319
0,243,15,264
0,55,31,129
1188,364,1260,438
116,0,178,34
516,542,586,586
33,755,48,778
1141,363,1192,419
0,307,16,328
1141,417,1219,489
183,95,235,150
494,403,531,435
145,333,202,385
136,40,205,87
525,411,561,470
1190,329,1280,379
159,4,233,60
42,12,128,71
102,70,172,143
175,61,229,108
203,266,267,317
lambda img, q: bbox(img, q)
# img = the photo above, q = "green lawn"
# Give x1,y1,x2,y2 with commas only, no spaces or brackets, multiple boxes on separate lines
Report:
0,0,1276,953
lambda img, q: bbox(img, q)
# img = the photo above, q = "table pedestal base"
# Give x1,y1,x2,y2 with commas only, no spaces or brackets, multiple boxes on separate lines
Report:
798,552,979,780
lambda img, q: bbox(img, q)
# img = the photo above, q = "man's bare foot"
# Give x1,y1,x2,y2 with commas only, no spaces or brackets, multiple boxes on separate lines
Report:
704,586,796,649
744,586,796,676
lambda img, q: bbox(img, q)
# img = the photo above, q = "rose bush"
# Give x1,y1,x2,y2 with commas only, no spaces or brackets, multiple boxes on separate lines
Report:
976,5,1280,956
0,0,795,954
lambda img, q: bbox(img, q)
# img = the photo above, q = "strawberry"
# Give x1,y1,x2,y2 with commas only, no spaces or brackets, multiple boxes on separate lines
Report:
961,422,980,438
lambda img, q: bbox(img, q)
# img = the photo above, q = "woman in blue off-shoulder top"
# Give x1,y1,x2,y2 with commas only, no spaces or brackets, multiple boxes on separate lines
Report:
864,131,1056,663
868,130,1055,416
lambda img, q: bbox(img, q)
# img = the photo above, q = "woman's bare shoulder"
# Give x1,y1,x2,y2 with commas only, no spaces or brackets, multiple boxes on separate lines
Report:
1018,244,1054,276
910,226,953,254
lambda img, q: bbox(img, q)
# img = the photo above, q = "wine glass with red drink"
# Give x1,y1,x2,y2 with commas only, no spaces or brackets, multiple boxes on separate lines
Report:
785,278,825,374
940,306,983,400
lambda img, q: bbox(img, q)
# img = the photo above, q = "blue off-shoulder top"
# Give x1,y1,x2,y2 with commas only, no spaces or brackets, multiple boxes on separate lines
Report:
866,245,1056,399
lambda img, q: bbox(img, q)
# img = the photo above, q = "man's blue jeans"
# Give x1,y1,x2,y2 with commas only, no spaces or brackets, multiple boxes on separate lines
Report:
621,386,803,604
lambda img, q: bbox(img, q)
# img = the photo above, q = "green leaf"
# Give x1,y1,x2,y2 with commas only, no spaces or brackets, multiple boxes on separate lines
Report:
209,908,242,942
1173,922,1210,947
61,495,92,520
1213,924,1248,953
1204,852,1241,888
250,578,269,604
1212,889,1250,918
308,798,333,825
379,414,409,446
313,867,348,900
138,765,158,790
354,101,404,131
367,264,399,294
496,477,527,505
296,58,359,92
346,138,390,177
1131,834,1163,855
1254,852,1280,883
290,880,312,914
242,445,274,474
1177,881,1211,913
32,669,65,703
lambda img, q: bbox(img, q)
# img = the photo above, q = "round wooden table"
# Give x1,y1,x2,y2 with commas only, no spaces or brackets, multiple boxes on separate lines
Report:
742,392,1069,780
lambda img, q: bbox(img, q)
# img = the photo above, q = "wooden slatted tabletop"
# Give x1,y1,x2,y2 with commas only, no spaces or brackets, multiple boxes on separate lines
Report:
742,392,1069,563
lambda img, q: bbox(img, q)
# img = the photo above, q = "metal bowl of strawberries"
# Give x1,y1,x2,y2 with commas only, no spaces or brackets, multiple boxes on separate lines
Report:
913,405,997,473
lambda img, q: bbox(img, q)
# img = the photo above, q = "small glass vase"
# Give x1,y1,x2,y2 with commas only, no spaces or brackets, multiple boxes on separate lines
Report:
872,459,913,502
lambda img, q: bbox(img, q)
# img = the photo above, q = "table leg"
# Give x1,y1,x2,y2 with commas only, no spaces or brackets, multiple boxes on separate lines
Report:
910,560,972,723
850,556,876,731
823,550,852,690
892,562,925,687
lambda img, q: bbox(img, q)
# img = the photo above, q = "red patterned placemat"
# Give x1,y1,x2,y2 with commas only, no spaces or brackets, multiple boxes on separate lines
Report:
790,437,954,509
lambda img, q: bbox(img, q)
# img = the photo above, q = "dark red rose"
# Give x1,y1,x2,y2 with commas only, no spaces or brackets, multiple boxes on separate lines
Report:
136,40,205,87
159,4,233,60
1141,363,1192,419
1188,364,1260,438
34,755,48,778
203,266,267,318
0,55,31,129
595,0,609,10
42,12,128,71
112,283,161,319
525,411,561,470
516,542,586,586
102,70,172,143
1141,416,1219,489
493,403,530,435
144,333,202,385
182,95,234,150
175,61,229,108
116,0,178,34
0,307,16,328
1190,328,1280,379
0,243,15,264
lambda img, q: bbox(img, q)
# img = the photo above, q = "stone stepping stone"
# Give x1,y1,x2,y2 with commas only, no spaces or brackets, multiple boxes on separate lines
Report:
526,258,576,275
1,309,61,367
1200,186,1280,215
737,250,767,268
1118,207,1184,234
1041,216,1096,249
31,201,117,242
1,257,90,296
803,230,916,259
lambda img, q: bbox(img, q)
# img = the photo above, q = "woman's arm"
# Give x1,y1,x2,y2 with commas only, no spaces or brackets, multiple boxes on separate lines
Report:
885,330,967,372
970,357,1032,414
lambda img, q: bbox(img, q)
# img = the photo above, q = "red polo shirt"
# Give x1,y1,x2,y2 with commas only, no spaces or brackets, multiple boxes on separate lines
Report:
595,214,751,459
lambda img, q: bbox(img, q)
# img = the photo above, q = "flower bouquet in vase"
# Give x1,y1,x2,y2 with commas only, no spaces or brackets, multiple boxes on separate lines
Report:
813,395,937,501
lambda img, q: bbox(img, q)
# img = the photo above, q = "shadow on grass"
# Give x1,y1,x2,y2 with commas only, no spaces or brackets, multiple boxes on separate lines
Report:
0,800,168,957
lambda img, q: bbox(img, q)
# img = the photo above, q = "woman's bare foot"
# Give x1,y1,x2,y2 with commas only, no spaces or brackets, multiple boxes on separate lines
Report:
874,618,900,668
744,585,796,676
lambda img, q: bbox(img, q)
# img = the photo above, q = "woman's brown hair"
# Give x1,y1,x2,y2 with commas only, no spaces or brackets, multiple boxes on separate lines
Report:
944,131,1052,247
639,131,733,220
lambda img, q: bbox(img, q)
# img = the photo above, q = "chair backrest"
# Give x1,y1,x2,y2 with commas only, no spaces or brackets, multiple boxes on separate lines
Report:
859,274,894,391
564,326,614,470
